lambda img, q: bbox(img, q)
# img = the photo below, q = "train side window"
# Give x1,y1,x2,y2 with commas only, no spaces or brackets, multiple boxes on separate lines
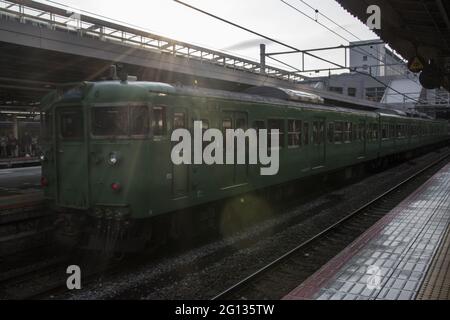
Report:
327,122,334,143
358,122,365,141
366,124,372,141
130,106,149,135
382,124,387,139
268,119,285,148
253,120,266,130
372,124,379,140
173,112,186,129
303,122,310,145
236,118,246,130
222,119,233,149
193,119,210,149
60,110,84,140
222,119,232,131
152,106,167,136
201,119,210,130
352,123,358,141
92,107,128,137
313,121,325,145
343,122,352,143
288,120,302,148
334,121,343,143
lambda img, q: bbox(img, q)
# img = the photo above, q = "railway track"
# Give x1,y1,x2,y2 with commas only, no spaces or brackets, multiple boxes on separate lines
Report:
2,150,449,300
0,248,126,299
212,152,450,300
0,196,55,257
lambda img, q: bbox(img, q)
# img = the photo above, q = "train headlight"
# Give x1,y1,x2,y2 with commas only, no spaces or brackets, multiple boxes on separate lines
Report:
108,152,119,165
40,154,46,161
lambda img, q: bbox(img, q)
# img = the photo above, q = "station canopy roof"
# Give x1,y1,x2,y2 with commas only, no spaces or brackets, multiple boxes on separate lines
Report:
336,0,450,69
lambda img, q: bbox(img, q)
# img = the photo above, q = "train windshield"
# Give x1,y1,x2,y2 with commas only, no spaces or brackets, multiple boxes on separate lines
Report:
92,107,128,136
60,109,84,140
92,106,149,137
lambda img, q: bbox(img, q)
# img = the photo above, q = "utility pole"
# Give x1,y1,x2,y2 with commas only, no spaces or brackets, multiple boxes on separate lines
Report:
260,44,266,75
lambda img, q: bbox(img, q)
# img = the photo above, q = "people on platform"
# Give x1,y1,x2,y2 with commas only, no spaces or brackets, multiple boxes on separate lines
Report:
0,135,7,158
0,133,41,159
8,134,18,158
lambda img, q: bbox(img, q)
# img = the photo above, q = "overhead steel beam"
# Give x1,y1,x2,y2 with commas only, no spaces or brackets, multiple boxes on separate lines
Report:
266,41,385,56
435,0,450,30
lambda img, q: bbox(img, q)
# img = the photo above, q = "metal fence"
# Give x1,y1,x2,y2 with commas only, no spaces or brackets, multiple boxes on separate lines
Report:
0,0,305,83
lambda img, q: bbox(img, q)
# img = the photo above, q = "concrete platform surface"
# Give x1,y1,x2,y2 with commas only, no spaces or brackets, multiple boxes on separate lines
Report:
284,161,450,300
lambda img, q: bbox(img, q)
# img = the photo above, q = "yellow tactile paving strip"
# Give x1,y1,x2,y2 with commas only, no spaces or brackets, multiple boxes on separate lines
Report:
417,225,450,300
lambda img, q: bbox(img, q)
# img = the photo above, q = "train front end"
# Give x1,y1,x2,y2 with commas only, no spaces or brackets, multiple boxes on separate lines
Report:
40,82,155,252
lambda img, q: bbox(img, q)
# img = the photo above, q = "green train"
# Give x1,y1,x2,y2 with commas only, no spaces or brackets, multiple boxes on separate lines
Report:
40,81,449,251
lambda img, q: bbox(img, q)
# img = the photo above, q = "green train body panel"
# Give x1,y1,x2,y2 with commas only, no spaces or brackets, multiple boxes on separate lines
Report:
40,81,449,220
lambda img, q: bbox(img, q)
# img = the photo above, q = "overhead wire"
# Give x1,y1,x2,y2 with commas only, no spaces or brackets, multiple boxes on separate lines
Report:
174,0,420,104
285,0,408,79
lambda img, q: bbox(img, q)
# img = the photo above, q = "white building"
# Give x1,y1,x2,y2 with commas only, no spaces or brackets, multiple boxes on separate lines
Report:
349,40,407,77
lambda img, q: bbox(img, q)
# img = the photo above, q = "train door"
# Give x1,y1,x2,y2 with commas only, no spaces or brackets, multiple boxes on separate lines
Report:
55,106,89,209
234,112,248,185
303,122,311,170
358,120,366,159
221,111,248,188
311,118,326,169
172,109,189,198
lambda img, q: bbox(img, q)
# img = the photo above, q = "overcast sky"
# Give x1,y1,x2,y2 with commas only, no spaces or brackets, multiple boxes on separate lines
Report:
37,0,379,76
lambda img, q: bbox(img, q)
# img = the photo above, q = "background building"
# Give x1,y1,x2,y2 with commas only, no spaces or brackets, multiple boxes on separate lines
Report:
305,40,450,119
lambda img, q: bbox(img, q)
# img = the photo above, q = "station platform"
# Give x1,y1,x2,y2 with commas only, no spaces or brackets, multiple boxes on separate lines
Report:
284,161,450,300
0,157,40,169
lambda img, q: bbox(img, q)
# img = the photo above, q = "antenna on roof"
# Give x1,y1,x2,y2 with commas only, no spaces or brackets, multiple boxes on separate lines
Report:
109,65,119,80
108,64,138,82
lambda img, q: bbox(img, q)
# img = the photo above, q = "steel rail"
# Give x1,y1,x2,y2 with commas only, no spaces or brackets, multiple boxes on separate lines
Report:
212,151,450,300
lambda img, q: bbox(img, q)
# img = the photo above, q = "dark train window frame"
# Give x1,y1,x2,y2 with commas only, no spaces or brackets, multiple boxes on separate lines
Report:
366,123,373,142
312,121,325,145
59,108,84,141
91,105,150,139
372,123,379,140
173,112,187,130
327,122,334,144
235,117,247,131
252,120,266,131
191,118,210,150
334,121,344,144
287,119,302,149
381,123,388,140
358,122,366,141
343,122,353,143
192,119,210,132
268,119,286,149
152,105,167,138
303,122,310,146
389,124,395,139
253,120,266,155
130,105,150,137
222,118,233,131
91,106,129,138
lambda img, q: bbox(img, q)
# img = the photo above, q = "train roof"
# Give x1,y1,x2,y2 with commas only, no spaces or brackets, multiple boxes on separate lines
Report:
41,81,444,123
80,81,378,117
